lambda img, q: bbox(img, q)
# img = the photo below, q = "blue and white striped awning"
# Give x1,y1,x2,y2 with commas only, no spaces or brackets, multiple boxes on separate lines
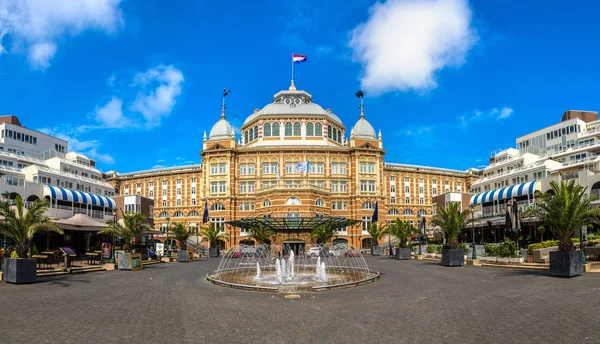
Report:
44,186,116,209
470,181,540,206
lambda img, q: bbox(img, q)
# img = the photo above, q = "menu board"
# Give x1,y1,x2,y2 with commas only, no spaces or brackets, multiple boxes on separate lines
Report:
155,243,164,256
59,247,76,255
101,243,112,260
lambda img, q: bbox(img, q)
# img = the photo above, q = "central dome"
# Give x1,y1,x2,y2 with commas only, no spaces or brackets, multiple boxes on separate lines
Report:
243,87,343,126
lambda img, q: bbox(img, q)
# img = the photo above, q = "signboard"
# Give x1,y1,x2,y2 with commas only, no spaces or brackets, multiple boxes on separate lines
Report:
101,243,112,260
156,243,164,256
59,247,76,255
131,253,143,271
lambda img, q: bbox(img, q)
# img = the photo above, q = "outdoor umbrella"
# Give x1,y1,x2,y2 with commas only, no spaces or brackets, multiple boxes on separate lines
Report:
505,202,513,240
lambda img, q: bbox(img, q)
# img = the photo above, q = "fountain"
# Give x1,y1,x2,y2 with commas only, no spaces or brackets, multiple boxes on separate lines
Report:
207,243,379,292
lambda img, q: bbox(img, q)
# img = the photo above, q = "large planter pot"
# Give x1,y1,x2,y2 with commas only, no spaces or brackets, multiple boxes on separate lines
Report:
509,257,524,264
371,246,382,256
3,258,36,284
395,247,411,260
441,249,464,267
209,248,220,258
177,250,190,263
486,256,497,263
550,251,582,277
497,257,509,264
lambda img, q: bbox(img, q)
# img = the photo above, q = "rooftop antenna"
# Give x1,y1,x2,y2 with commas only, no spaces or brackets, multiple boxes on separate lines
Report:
356,89,364,118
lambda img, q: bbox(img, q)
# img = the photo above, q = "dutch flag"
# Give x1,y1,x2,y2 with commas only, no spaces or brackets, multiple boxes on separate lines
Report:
292,54,307,64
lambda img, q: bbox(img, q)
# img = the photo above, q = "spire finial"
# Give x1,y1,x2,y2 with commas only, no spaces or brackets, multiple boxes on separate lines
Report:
289,79,296,91
356,89,365,118
222,88,231,119
203,130,207,140
378,129,382,139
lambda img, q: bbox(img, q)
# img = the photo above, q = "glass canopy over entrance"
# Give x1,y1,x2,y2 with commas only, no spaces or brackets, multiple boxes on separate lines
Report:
227,216,360,234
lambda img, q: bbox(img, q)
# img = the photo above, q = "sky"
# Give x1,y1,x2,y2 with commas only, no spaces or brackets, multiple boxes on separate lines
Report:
2,0,600,172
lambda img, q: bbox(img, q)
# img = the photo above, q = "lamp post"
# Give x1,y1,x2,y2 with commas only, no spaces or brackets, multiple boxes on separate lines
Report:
471,204,477,260
110,209,116,264
2,191,9,267
164,216,170,258
580,225,586,265
417,214,422,255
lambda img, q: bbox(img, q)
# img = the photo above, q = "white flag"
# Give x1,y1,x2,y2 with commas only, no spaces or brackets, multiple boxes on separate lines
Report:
295,161,308,173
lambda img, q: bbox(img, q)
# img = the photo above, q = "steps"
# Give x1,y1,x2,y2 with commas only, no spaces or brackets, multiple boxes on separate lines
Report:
36,266,106,278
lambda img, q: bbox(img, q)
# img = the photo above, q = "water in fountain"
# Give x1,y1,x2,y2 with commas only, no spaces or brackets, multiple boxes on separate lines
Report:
209,243,377,292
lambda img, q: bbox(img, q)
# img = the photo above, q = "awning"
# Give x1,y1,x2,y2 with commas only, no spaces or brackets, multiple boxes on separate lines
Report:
52,213,107,231
44,185,116,209
470,181,540,206
227,216,361,233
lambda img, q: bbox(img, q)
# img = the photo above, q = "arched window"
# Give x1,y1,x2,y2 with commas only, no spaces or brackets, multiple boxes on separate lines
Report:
264,123,271,137
315,123,322,137
332,128,337,142
418,210,427,216
404,209,413,215
244,131,249,144
306,122,314,136
158,211,169,218
248,128,254,141
362,201,375,209
272,122,280,136
316,199,324,207
263,199,271,207
293,122,301,136
327,125,332,138
173,211,184,218
337,129,342,143
285,197,302,205
254,125,258,140
285,122,292,136
188,210,200,217
211,202,225,210
388,209,399,215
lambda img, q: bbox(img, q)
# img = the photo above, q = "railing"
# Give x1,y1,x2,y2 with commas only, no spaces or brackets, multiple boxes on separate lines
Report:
257,183,330,194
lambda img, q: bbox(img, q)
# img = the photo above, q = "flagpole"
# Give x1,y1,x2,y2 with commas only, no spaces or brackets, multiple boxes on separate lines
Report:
291,54,294,84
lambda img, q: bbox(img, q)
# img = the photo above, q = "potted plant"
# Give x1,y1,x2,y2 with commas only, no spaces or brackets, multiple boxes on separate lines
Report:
0,195,62,284
430,202,470,267
529,180,600,277
201,223,228,257
167,221,195,263
100,210,149,270
387,218,415,260
366,222,388,256
537,225,546,242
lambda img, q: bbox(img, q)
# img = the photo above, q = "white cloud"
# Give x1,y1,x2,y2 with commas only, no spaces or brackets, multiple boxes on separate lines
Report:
175,157,185,161
39,129,115,166
349,0,477,94
459,107,513,128
152,164,165,169
156,159,166,163
94,97,125,128
396,125,432,136
0,0,123,69
86,147,115,164
130,64,184,127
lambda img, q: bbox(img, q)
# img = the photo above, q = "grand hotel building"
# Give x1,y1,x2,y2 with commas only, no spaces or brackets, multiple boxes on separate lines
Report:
108,83,478,249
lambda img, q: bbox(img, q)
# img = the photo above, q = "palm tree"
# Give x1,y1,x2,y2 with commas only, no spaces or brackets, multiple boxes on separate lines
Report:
0,194,62,258
530,180,600,252
366,222,388,247
430,202,470,249
387,218,415,248
200,223,228,247
249,223,275,245
167,221,194,250
100,211,149,252
310,225,337,244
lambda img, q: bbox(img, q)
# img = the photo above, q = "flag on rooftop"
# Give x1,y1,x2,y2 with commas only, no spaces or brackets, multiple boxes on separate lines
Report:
292,54,307,64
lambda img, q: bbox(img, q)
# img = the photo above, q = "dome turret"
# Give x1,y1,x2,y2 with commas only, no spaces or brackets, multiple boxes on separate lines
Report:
209,113,234,141
352,113,376,139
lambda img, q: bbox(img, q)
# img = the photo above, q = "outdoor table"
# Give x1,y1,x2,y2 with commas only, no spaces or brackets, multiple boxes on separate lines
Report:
32,255,49,269
85,252,99,265
42,251,60,266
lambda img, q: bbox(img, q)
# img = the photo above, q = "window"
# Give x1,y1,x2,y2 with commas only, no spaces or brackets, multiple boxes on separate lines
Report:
240,182,254,193
285,163,294,174
360,180,367,192
362,201,375,209
405,186,410,193
327,125,332,138
262,162,278,174
418,210,427,216
405,197,410,204
388,209,399,215
191,199,196,205
285,197,301,205
419,187,424,194
285,122,293,136
162,189,167,196
249,127,254,141
419,197,424,204
293,122,301,136
457,182,462,192
219,181,226,193
315,122,322,136
211,164,218,175
163,180,168,186
247,163,255,174
159,212,169,218
263,199,271,207
149,190,154,198
162,200,167,207
219,163,226,174
340,181,347,193
361,216,372,231
264,123,271,137
211,202,225,210
360,163,367,173
191,187,196,194
306,122,314,136
211,182,218,193
254,125,258,140
244,131,249,144
177,188,182,195
308,162,324,174
367,162,375,173
211,217,226,232
368,180,376,192
272,122,280,136
316,199,324,206
188,211,199,217
404,209,413,215
176,199,181,206
331,181,339,192
432,187,437,195
150,181,155,187
390,196,396,204
240,164,247,175
240,202,255,211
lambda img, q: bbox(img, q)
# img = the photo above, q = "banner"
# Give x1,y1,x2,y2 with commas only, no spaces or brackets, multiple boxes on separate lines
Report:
101,242,112,260
156,243,165,256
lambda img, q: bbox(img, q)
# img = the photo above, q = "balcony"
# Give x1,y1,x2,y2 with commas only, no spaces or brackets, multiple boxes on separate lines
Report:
256,182,330,195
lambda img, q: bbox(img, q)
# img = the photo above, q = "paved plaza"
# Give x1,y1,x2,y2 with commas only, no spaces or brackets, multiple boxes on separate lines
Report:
1,257,600,343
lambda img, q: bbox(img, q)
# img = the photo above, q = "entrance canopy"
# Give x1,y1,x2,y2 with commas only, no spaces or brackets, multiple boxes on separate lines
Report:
44,185,116,209
52,213,107,232
227,216,361,233
470,181,540,206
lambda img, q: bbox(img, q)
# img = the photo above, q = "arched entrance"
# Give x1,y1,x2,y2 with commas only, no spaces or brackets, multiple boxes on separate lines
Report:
592,181,600,198
283,239,305,255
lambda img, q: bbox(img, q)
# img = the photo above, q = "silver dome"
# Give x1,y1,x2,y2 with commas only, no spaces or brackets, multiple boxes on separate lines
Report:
352,114,376,139
209,114,234,140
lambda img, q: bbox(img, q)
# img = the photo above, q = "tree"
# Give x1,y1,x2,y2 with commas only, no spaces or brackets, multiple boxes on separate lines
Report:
365,222,388,247
430,202,470,250
167,221,194,250
0,195,63,258
387,218,416,248
310,225,337,244
248,223,275,245
100,210,149,252
529,180,600,252
201,223,228,247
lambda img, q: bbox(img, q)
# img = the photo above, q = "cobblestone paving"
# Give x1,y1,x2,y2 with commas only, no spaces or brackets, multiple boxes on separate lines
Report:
1,257,600,344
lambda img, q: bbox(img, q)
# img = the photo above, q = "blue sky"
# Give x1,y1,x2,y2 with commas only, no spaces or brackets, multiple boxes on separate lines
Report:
1,0,600,172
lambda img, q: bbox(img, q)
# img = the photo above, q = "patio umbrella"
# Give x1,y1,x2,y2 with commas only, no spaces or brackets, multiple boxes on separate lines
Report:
512,200,520,248
505,203,513,240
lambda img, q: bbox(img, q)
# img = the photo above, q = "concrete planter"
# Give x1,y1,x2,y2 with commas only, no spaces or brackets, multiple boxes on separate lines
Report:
395,247,411,260
177,250,190,262
3,258,36,284
550,251,582,277
497,257,509,264
484,256,497,263
371,246,382,256
209,248,220,258
509,257,524,264
441,249,464,267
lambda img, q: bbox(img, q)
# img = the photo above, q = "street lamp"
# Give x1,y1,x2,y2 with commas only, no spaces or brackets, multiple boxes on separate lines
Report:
417,213,422,255
470,204,477,260
165,216,170,258
110,209,117,263
580,225,586,265
2,191,10,261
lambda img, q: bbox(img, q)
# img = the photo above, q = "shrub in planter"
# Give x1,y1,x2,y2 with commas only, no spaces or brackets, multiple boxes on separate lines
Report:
167,221,195,263
366,223,388,256
430,202,470,267
528,180,600,277
201,223,228,258
387,219,417,260
528,243,543,255
426,245,436,254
